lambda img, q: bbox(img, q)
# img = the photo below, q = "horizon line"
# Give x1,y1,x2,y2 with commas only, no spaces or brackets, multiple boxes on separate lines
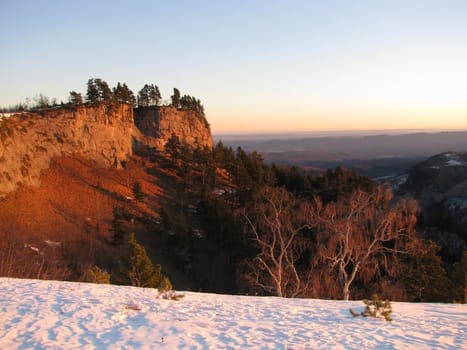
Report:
213,127,467,139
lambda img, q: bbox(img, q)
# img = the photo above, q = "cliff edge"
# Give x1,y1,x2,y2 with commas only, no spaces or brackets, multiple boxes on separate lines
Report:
134,106,212,151
0,103,213,197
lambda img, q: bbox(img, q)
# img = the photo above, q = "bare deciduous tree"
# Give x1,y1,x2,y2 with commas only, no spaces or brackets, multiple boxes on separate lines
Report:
242,187,312,297
312,186,420,300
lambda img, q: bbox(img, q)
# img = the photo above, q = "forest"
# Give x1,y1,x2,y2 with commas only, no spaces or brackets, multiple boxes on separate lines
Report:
154,136,465,302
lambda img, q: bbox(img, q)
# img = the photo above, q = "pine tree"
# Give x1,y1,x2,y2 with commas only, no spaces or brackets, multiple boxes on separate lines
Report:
86,78,112,104
398,240,453,302
452,250,466,303
113,82,136,106
110,218,125,245
86,79,99,103
137,84,161,107
171,88,181,108
68,91,83,105
132,181,146,202
113,233,172,289
110,206,126,245
165,133,182,164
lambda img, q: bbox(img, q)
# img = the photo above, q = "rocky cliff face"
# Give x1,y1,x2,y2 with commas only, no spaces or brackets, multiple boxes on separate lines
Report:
0,104,134,197
134,106,212,151
0,104,214,197
404,152,467,240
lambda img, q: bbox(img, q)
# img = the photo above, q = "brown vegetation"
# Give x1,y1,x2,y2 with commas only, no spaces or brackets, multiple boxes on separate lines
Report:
0,154,164,281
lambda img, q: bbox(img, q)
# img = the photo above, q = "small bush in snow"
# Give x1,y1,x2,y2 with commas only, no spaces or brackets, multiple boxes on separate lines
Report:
82,265,111,284
159,290,185,301
350,294,392,321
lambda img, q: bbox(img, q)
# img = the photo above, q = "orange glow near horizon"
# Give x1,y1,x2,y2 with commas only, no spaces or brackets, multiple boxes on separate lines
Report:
210,104,467,134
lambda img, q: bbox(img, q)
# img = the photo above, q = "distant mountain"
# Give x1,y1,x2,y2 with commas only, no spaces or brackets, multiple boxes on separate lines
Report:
402,152,467,244
219,131,467,177
220,131,467,158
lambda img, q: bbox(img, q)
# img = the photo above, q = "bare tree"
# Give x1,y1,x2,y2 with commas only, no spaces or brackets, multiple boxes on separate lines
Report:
242,187,312,297
312,186,420,300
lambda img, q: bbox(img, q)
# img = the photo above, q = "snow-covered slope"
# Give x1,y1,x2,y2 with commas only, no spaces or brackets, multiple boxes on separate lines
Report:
0,278,465,349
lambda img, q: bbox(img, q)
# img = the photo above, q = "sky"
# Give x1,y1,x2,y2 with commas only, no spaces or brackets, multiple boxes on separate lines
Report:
1,0,467,134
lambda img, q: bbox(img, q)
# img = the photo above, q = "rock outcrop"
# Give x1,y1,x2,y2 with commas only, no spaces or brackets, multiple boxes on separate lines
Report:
403,152,467,240
0,104,134,197
134,106,212,151
0,103,214,197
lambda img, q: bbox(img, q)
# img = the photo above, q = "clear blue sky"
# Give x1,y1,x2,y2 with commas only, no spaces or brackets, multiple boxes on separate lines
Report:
1,0,467,133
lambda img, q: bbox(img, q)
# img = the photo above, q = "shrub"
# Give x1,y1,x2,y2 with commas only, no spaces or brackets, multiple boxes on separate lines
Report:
82,265,111,284
350,294,393,321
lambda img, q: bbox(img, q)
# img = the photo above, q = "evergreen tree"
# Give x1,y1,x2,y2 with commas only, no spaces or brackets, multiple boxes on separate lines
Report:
171,88,181,108
110,217,125,246
452,251,466,303
113,82,136,106
86,79,99,103
132,181,146,202
97,79,112,103
137,84,161,107
68,91,83,105
179,94,205,116
113,233,172,289
110,206,126,245
398,240,453,302
165,133,182,163
148,84,161,106
86,78,112,104
213,141,225,166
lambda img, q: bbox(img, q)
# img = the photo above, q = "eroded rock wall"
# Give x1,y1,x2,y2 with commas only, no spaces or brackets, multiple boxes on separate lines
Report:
0,104,133,196
134,106,212,151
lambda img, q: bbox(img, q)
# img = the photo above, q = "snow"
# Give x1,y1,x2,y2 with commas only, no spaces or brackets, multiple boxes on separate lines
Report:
447,197,467,211
445,153,465,167
0,278,466,349
44,240,61,247
446,159,464,166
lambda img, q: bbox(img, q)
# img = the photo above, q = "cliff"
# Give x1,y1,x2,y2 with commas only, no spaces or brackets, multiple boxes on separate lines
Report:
0,104,213,197
134,106,212,151
0,104,134,197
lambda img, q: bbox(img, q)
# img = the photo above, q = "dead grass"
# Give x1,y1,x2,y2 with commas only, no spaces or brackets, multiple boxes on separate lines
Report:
0,155,164,278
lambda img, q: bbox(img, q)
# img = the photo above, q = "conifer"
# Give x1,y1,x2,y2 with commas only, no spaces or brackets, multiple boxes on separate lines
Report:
113,233,172,290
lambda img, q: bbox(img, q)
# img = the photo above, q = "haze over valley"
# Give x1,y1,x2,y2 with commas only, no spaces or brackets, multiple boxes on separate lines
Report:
218,130,467,177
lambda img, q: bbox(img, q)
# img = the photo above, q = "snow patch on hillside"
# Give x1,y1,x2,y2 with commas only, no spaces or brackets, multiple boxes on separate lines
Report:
428,153,466,169
0,278,465,349
445,153,466,167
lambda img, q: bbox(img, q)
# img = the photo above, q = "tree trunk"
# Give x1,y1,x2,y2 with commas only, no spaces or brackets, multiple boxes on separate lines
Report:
343,285,350,301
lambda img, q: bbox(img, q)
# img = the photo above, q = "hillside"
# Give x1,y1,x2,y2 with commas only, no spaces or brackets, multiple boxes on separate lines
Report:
1,278,465,349
0,103,216,289
402,152,467,243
